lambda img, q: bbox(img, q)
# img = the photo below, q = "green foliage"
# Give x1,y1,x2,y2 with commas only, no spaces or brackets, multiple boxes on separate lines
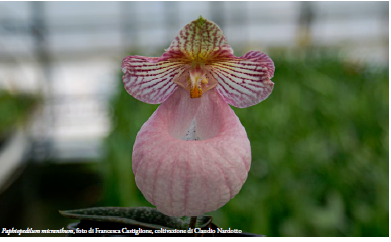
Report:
0,90,39,138
102,50,388,236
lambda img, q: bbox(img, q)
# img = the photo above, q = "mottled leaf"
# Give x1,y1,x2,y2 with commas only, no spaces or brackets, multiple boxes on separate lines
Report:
59,207,213,229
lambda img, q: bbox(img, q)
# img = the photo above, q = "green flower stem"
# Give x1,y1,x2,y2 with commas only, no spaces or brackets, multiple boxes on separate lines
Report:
189,216,197,229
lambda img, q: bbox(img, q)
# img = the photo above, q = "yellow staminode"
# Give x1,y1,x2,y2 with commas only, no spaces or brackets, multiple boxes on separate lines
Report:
190,86,203,98
189,69,208,98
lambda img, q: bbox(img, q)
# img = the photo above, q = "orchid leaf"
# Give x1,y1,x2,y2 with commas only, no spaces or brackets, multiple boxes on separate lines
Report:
59,207,213,229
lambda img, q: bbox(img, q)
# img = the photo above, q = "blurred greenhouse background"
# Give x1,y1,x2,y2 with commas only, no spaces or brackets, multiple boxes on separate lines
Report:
0,1,388,237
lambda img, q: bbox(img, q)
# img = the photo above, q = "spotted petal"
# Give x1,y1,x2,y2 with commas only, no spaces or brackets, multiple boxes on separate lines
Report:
161,17,234,62
122,56,188,104
209,50,275,108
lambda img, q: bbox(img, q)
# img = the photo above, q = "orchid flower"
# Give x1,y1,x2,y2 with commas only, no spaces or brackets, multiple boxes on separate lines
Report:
121,17,275,216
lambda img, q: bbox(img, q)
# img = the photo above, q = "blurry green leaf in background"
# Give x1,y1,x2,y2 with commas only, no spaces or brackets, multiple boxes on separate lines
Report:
101,49,388,236
0,90,40,140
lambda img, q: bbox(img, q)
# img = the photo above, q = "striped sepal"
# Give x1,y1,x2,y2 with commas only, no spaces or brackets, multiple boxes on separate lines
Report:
209,51,275,108
122,56,187,104
162,17,234,62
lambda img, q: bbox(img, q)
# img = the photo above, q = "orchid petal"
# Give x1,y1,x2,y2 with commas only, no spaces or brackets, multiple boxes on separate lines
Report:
161,17,234,62
132,88,251,216
122,56,188,104
209,50,275,108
